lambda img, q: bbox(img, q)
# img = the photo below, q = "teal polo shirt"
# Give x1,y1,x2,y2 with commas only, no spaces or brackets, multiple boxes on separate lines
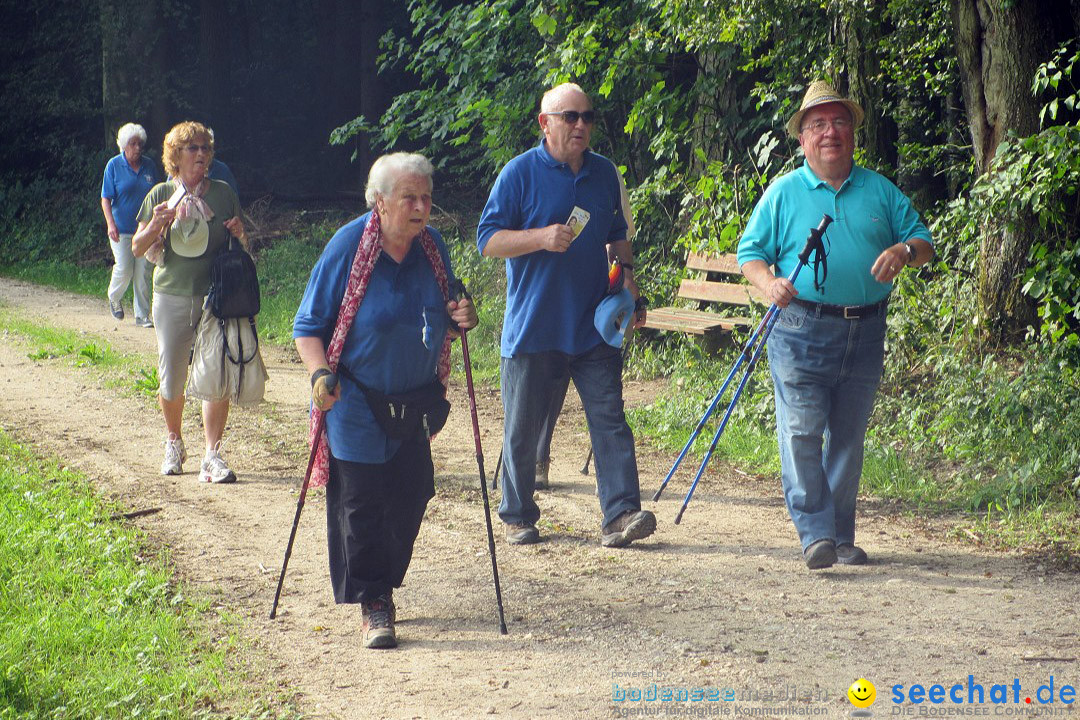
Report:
737,164,932,306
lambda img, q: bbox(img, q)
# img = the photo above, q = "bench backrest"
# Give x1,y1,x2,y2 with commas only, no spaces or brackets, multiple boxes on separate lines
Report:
678,252,764,306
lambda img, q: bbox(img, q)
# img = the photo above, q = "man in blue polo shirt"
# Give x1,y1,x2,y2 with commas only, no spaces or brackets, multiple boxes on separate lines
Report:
477,82,655,548
738,80,934,570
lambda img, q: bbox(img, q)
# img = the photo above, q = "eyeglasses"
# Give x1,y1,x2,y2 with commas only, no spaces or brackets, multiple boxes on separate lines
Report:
542,110,596,126
183,144,212,153
801,118,853,135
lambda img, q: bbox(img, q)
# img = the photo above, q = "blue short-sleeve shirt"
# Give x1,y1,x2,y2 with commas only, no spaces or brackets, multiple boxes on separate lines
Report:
737,164,932,306
101,154,159,234
208,159,238,194
292,212,457,463
477,141,628,357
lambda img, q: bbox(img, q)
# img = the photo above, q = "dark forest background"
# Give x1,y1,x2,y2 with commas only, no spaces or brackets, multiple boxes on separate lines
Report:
2,0,1080,544
1,0,396,198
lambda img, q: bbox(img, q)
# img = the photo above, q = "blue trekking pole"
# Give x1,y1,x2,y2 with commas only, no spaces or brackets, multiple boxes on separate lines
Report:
652,214,833,522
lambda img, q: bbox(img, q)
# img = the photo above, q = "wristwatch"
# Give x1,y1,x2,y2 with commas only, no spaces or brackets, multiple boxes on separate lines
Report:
904,242,917,265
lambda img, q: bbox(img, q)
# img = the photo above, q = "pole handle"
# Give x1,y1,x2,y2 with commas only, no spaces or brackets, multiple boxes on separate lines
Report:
796,214,833,266
450,279,471,303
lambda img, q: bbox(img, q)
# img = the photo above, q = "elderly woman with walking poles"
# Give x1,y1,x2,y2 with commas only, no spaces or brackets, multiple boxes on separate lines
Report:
292,152,477,649
132,121,248,483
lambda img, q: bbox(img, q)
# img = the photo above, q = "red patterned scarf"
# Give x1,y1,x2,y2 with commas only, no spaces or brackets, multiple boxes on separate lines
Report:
308,210,452,488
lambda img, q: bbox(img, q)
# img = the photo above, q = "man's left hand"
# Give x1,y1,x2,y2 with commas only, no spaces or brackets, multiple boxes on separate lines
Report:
626,277,647,327
871,244,908,284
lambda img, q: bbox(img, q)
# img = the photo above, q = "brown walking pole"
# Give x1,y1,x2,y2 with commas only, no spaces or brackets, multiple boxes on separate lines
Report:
269,376,336,619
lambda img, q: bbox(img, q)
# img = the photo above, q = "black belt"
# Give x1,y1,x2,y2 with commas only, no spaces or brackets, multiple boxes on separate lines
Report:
790,297,888,319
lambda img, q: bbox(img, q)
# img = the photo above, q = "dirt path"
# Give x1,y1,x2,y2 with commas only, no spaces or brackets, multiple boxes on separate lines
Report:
1,278,1076,719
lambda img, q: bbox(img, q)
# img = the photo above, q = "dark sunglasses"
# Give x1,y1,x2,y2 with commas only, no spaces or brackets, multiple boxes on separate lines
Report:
542,110,596,125
183,144,212,153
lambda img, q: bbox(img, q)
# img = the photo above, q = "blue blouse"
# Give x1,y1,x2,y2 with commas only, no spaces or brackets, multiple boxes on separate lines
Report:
293,212,457,463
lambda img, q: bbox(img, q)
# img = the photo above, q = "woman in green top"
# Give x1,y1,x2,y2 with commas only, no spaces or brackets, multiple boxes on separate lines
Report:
132,121,248,483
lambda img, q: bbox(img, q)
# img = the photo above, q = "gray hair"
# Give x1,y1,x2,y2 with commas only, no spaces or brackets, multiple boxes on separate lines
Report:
116,123,147,151
540,82,589,112
365,153,434,208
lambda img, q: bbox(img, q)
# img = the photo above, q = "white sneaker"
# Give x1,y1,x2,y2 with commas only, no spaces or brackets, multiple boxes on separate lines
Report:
161,434,186,475
200,448,237,484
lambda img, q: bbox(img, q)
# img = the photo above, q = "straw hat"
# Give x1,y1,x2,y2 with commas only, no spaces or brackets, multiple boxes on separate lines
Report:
786,80,864,138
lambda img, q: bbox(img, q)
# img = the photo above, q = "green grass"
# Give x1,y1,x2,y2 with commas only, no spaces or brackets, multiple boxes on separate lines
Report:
625,337,1080,559
0,311,160,398
0,260,109,297
0,427,281,718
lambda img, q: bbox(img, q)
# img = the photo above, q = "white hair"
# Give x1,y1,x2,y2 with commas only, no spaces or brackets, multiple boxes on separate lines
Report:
365,153,434,208
540,82,589,112
116,123,147,151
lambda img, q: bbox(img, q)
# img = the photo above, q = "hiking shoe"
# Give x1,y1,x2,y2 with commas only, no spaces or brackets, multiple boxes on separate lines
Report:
362,594,397,649
161,434,186,475
135,316,154,328
505,523,540,545
836,543,868,566
200,447,237,484
601,509,656,548
109,300,124,320
535,458,550,490
803,539,837,569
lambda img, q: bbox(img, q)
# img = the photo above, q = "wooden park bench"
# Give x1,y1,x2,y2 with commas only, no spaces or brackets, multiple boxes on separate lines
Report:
643,252,765,346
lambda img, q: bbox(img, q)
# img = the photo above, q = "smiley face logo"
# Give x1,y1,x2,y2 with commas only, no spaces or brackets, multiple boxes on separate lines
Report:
848,678,876,708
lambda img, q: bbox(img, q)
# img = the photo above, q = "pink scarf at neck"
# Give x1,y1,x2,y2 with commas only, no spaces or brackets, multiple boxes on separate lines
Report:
175,177,214,222
307,209,452,488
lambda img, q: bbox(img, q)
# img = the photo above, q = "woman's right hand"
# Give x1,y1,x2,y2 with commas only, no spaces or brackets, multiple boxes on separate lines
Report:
107,225,119,243
151,201,176,231
312,369,340,412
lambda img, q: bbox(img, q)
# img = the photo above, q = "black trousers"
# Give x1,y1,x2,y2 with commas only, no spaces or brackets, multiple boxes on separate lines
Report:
326,431,435,604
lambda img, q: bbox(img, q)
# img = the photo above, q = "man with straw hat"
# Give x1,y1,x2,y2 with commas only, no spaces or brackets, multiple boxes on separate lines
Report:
737,80,935,570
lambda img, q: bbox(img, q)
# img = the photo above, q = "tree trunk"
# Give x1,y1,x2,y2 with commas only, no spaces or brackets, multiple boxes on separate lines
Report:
835,0,898,173
312,0,384,186
199,0,232,133
951,0,1075,342
101,0,172,146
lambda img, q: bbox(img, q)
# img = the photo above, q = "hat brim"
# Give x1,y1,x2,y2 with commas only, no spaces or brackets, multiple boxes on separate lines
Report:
170,218,209,258
787,98,864,138
594,289,636,348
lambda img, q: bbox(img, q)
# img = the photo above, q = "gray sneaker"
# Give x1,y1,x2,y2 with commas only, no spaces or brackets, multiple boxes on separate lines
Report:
109,300,124,320
200,448,237,484
135,316,154,328
601,509,656,548
161,434,186,475
535,458,550,490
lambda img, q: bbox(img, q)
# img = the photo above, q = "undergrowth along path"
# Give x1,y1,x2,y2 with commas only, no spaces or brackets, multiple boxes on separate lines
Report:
0,278,1075,719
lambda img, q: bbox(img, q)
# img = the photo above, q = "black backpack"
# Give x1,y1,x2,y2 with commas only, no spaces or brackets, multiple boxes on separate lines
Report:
208,235,260,319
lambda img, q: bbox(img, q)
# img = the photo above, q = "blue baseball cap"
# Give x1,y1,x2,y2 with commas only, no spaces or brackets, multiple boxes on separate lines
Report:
594,288,636,348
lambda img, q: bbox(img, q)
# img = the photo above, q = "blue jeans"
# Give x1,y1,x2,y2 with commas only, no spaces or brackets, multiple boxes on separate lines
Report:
499,343,640,527
767,300,886,550
537,371,571,463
